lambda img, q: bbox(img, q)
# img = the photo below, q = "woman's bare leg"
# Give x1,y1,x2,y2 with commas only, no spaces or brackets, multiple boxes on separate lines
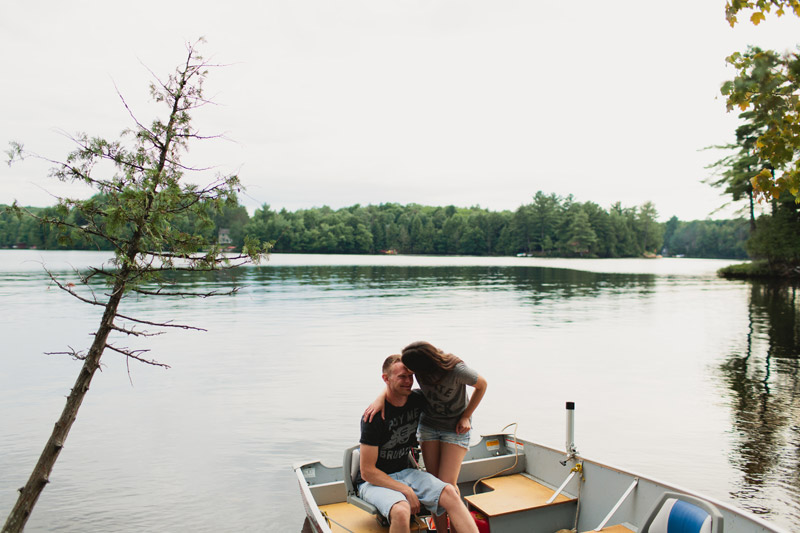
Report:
420,441,449,531
435,442,469,532
422,441,470,532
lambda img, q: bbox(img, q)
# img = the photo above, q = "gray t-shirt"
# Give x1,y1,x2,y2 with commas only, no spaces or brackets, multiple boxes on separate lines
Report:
418,362,479,431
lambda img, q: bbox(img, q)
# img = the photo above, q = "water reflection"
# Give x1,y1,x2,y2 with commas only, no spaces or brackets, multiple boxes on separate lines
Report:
238,264,657,298
11,260,663,303
721,282,800,521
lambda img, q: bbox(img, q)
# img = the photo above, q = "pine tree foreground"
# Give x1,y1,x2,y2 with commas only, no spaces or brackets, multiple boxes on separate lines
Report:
2,41,269,532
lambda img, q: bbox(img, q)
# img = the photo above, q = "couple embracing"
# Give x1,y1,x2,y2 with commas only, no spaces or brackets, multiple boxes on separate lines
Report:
358,341,488,533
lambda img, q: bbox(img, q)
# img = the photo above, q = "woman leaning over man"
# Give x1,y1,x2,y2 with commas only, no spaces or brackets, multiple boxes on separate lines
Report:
365,341,487,531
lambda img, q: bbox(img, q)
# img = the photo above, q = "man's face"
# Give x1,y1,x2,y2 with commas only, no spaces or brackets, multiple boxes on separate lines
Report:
384,361,414,397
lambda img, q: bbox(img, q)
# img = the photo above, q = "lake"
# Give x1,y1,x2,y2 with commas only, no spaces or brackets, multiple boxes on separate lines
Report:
0,251,798,532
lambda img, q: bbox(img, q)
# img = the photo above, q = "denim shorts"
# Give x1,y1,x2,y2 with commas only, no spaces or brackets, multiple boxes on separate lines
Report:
358,468,448,518
417,423,471,450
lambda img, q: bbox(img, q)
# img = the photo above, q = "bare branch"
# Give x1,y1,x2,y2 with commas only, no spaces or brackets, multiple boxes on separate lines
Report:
129,287,234,298
109,323,164,338
45,270,106,307
85,268,116,281
112,81,152,138
44,346,87,361
113,313,207,332
105,344,171,369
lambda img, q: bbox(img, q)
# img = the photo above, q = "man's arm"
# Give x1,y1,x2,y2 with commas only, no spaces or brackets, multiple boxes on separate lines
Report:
359,444,421,514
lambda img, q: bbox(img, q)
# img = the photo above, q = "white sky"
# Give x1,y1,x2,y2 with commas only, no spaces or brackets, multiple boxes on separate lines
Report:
2,1,799,222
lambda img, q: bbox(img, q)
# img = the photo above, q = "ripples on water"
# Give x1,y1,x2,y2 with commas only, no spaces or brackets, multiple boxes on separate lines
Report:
0,251,798,531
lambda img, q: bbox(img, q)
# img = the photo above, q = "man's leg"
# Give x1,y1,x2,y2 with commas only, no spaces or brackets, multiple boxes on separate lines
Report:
388,501,411,533
438,485,478,533
358,481,412,533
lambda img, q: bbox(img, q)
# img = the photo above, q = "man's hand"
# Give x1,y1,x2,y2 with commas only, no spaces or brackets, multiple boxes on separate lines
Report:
400,485,421,514
360,444,421,514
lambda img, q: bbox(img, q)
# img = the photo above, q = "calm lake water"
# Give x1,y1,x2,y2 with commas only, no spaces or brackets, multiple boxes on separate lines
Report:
1,250,798,532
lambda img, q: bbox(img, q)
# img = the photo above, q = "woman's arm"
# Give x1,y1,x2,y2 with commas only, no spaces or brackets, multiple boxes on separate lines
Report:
363,389,387,422
456,375,487,434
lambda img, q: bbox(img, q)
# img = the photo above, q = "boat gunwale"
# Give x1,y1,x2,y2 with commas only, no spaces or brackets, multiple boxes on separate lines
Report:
294,464,332,533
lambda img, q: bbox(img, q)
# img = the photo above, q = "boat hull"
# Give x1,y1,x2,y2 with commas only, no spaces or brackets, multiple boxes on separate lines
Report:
294,434,788,533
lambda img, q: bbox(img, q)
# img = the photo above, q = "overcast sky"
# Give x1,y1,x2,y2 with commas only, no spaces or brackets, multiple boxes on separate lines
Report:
3,1,799,221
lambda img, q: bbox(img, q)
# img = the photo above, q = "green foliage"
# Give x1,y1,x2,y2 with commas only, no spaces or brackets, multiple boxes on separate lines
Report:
663,217,750,258
8,193,757,259
6,193,757,260
746,204,800,268
563,209,597,256
8,49,268,277
720,45,800,202
717,259,774,278
714,2,800,272
725,0,800,27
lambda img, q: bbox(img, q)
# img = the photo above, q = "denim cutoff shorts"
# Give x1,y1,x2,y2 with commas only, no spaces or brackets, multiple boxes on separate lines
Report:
358,468,448,518
417,423,471,449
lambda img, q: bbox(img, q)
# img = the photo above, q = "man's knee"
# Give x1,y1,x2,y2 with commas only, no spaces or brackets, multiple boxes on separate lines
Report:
389,500,411,523
438,484,462,508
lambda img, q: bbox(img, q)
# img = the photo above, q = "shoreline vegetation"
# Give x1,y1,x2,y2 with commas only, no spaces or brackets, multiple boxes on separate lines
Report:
4,196,797,280
718,260,800,279
1,192,751,263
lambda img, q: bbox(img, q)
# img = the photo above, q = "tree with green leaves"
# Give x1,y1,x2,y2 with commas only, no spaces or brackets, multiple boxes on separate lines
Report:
563,208,597,256
722,3,800,202
746,205,800,271
637,201,663,254
705,109,762,231
715,2,800,273
721,46,800,201
725,0,800,27
529,191,562,253
2,42,268,532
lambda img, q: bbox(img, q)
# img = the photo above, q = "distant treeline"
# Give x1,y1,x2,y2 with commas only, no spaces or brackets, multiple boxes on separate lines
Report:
0,191,749,259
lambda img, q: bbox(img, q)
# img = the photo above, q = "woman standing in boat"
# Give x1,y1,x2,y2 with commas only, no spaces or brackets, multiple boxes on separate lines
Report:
365,341,487,531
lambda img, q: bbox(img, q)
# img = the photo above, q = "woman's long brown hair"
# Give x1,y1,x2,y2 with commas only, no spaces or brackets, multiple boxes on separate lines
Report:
401,341,462,385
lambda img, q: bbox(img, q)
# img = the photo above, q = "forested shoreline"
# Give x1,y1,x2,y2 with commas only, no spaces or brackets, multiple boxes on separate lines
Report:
0,191,749,259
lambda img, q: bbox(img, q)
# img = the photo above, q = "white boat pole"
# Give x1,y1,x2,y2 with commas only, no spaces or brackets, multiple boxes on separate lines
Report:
565,401,577,456
549,404,580,503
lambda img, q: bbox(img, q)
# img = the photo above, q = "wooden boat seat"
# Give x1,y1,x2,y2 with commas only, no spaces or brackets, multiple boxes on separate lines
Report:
319,502,427,532
465,473,575,516
341,444,430,530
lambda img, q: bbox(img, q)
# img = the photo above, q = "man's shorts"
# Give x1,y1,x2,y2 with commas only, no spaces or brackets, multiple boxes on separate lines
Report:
358,468,448,519
418,423,471,449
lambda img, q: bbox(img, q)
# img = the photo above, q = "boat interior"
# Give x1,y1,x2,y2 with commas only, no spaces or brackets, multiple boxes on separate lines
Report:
297,432,728,533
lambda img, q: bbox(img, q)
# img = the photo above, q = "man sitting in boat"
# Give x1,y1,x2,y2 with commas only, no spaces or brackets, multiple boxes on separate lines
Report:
358,354,479,533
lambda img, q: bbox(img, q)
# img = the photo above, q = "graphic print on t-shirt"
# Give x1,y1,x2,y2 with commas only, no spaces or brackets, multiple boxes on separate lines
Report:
382,408,420,458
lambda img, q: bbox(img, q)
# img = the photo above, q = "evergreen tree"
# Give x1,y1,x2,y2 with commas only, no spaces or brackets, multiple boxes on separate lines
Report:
564,209,597,256
2,43,268,533
529,191,562,253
